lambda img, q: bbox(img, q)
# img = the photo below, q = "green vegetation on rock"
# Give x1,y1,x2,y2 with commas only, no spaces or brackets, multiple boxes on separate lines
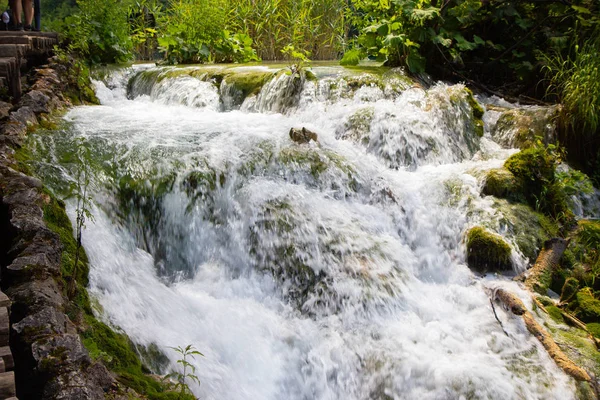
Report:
503,145,572,222
42,188,191,400
575,287,600,323
465,226,512,273
492,199,557,262
482,168,522,201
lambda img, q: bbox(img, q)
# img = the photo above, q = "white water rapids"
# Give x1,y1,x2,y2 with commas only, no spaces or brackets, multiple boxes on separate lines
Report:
31,64,589,399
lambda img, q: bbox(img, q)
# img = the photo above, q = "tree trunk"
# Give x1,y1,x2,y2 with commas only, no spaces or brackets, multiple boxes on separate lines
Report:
525,238,568,295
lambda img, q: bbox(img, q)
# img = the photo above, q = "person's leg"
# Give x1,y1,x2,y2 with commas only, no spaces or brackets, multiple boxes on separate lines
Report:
22,0,33,29
33,0,40,30
11,0,22,25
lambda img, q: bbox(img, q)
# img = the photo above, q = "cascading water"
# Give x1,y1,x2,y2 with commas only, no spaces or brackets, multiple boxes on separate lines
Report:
26,63,597,399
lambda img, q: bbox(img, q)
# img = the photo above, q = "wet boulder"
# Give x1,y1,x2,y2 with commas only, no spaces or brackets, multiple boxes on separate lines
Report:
466,226,512,273
289,127,318,144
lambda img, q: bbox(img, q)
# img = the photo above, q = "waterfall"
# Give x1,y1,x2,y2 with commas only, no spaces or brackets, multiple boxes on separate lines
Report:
27,63,594,400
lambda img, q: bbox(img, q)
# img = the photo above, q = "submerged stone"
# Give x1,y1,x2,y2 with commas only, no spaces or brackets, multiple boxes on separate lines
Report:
466,226,512,273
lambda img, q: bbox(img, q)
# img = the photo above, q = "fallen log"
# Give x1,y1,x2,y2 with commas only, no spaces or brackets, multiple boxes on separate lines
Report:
525,238,569,295
493,288,591,382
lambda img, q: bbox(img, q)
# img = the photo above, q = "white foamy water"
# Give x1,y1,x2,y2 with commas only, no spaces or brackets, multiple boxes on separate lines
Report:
36,64,581,399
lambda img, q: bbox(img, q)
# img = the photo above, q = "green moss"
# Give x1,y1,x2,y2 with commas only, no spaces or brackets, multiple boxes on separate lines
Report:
222,71,275,98
586,322,600,338
561,277,580,303
43,193,90,292
504,146,572,220
482,168,523,201
545,305,565,323
505,147,554,189
465,88,484,119
278,147,357,181
556,328,600,377
465,226,512,272
492,199,557,261
575,287,600,323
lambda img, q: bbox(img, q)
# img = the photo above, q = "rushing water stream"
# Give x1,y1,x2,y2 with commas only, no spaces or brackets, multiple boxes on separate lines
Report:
27,64,594,399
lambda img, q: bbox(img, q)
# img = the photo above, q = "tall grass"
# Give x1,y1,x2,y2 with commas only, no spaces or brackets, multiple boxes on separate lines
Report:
227,0,347,60
544,31,600,135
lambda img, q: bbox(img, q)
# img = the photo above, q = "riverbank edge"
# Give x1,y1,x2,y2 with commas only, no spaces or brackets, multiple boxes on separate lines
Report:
0,56,182,399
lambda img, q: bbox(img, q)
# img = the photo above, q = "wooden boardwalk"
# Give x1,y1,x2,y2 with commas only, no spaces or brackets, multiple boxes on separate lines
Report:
0,31,58,102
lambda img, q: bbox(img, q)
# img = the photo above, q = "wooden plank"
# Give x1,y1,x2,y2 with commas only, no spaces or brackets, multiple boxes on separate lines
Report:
0,371,16,398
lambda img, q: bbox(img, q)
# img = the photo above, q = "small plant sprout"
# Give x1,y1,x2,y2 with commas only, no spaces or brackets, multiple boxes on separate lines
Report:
165,344,204,398
68,137,95,299
281,44,311,75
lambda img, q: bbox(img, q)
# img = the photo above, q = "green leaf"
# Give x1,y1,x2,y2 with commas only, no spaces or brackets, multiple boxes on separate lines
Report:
406,51,425,73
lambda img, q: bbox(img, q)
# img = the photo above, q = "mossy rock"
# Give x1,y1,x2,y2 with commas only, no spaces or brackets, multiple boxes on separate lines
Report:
491,107,559,149
221,70,275,98
465,226,512,273
504,147,571,219
586,322,600,338
545,305,565,323
504,147,555,188
482,168,523,201
464,88,484,138
575,287,600,323
561,277,580,303
492,199,557,262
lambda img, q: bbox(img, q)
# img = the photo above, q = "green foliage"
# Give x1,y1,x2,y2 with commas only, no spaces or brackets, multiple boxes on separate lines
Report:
164,345,204,397
348,0,599,88
586,322,600,338
465,226,512,273
54,49,98,104
281,44,311,74
129,0,163,60
544,30,600,135
340,48,364,66
228,0,346,61
60,0,133,64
